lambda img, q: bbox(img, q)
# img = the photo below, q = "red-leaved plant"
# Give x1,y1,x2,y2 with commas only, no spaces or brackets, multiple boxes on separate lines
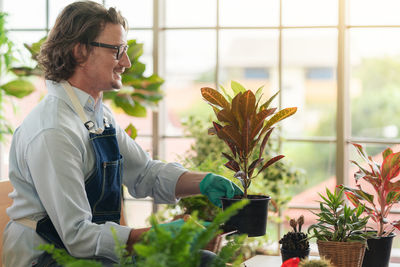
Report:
338,143,400,237
201,81,297,198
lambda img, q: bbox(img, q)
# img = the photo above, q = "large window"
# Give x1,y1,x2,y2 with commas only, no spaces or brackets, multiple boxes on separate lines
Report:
2,0,400,256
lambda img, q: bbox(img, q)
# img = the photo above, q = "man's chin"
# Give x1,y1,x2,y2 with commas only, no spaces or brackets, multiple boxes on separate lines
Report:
111,81,123,90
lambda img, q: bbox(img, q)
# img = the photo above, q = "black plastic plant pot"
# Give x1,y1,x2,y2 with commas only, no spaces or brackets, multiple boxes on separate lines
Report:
362,232,395,267
280,248,310,263
220,195,270,237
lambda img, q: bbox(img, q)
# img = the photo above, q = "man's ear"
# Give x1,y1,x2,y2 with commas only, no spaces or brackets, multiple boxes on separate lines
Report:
73,43,88,64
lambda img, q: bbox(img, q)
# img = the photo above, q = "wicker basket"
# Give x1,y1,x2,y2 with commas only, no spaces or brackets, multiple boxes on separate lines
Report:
317,240,366,267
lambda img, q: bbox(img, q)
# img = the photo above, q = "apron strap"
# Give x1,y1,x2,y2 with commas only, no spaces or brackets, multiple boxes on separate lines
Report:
61,80,103,134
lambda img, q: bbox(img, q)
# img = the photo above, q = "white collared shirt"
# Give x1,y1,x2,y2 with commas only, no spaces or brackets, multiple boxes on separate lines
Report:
3,80,187,267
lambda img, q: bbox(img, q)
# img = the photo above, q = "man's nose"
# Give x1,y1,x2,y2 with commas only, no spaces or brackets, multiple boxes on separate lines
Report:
119,51,131,68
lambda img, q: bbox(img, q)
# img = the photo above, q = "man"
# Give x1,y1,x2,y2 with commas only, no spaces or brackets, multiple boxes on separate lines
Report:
2,1,242,267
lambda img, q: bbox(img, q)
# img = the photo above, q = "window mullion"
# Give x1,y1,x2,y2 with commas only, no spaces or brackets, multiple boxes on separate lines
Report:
336,0,350,186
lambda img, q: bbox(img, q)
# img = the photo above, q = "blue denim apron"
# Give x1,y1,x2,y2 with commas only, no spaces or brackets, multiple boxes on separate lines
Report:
35,81,123,249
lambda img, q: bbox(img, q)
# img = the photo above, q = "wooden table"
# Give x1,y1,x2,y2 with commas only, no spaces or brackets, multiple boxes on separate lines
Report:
242,255,400,267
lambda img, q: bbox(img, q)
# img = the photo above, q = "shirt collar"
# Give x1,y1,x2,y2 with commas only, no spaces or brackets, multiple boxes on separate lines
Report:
46,80,103,113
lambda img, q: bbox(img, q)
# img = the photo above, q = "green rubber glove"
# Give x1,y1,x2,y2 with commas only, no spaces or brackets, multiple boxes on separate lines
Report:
157,219,185,232
155,218,211,235
199,173,244,207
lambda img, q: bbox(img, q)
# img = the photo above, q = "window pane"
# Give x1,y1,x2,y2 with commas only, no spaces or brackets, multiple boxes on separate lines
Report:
283,142,336,206
219,29,279,94
349,0,400,26
163,0,216,27
8,31,47,66
282,0,338,26
219,0,279,27
350,28,400,139
282,29,337,138
162,137,194,162
112,108,153,137
49,0,102,28
106,0,153,28
127,30,153,77
162,30,216,137
123,198,153,228
3,0,46,29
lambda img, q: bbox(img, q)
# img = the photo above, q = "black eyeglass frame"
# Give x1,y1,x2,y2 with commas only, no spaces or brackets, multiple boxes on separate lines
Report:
90,42,129,60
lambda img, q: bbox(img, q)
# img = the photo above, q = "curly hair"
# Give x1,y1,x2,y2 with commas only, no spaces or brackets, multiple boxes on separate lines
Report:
38,1,127,82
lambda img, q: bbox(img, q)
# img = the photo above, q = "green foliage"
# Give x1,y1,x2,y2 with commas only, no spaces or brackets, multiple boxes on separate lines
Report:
0,12,35,142
201,81,297,197
136,200,248,267
104,39,164,138
39,200,249,267
307,187,373,242
38,244,102,267
339,143,400,237
176,196,220,222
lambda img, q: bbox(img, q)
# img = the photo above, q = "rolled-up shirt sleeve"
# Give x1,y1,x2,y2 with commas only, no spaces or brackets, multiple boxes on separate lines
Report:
26,128,131,261
116,125,188,204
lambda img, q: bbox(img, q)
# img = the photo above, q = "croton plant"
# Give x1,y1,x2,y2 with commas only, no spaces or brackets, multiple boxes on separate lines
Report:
201,81,297,198
339,143,400,237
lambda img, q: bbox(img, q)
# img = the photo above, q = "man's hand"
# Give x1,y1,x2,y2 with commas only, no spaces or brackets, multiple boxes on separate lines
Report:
199,173,243,207
158,218,185,232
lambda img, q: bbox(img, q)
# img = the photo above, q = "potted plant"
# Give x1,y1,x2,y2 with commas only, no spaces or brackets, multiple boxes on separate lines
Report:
307,187,373,267
339,143,400,267
279,215,310,263
201,81,297,236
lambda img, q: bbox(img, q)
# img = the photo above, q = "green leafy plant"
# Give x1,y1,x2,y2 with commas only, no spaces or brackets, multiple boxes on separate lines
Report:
201,81,297,198
17,37,163,139
103,39,164,139
307,187,373,242
177,116,305,213
0,12,35,141
174,195,220,222
338,143,400,237
39,200,249,267
279,215,309,251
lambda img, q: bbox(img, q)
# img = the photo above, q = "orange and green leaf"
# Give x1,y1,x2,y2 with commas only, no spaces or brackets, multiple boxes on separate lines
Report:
218,125,242,150
264,107,297,129
256,155,285,176
201,87,230,110
239,90,256,120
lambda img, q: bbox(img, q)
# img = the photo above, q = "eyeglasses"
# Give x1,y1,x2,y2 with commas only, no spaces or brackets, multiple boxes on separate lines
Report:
90,42,129,60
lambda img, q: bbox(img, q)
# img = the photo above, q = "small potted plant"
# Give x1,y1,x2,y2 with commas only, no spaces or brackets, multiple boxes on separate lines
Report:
339,143,400,267
279,215,310,263
201,81,297,237
307,187,373,267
